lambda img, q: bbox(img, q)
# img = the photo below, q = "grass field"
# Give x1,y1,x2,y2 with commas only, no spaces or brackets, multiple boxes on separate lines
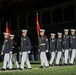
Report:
0,61,76,75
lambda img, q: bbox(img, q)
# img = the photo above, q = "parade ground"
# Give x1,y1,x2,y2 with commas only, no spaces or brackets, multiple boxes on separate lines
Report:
0,61,76,75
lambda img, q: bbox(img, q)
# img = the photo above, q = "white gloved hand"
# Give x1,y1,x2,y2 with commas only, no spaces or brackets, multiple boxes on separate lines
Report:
1,52,3,55
10,51,12,54
62,49,64,52
69,49,71,51
46,50,48,53
38,49,40,53
28,51,30,53
55,50,57,53
19,52,22,55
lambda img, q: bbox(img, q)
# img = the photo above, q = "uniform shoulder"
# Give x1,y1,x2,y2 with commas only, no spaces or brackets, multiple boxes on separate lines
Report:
26,36,30,40
26,36,29,38
44,35,48,39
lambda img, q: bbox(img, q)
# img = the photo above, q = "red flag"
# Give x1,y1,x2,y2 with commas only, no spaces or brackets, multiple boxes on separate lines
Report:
36,13,40,34
6,22,11,34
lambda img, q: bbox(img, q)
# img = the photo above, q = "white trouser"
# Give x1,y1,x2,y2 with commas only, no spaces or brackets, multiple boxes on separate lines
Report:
64,50,69,64
49,52,55,65
12,54,19,68
40,52,49,67
70,49,76,64
56,51,62,65
61,52,65,64
75,50,76,60
3,53,12,69
20,52,31,69
19,54,21,63
7,53,12,69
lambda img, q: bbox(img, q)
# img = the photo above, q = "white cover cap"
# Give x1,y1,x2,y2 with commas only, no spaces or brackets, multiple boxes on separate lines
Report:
57,33,62,35
71,29,75,32
3,32,9,35
10,34,14,37
22,30,28,32
50,33,55,36
40,29,45,32
64,29,69,32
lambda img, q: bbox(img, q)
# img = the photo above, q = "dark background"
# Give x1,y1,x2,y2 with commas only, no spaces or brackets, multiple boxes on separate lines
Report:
0,0,76,53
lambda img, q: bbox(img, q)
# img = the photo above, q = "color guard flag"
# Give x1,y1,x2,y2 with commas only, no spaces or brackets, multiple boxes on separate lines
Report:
36,13,40,34
6,21,11,34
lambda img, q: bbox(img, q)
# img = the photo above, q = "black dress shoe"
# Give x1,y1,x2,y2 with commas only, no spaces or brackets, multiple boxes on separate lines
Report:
39,66,44,68
55,64,59,66
1,68,6,71
59,64,62,66
6,67,9,70
19,68,23,70
64,64,68,65
69,63,73,65
49,64,53,66
45,66,49,68
9,68,13,70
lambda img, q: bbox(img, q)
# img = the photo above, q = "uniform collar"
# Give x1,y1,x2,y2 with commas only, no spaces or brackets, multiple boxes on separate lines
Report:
65,34,68,36
51,38,55,39
41,35,45,37
5,38,9,40
22,36,27,38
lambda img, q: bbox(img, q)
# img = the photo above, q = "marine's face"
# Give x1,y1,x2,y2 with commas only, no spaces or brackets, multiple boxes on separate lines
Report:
51,35,55,39
22,32,27,37
40,32,45,36
4,34,8,39
58,35,62,38
64,31,68,35
71,31,75,35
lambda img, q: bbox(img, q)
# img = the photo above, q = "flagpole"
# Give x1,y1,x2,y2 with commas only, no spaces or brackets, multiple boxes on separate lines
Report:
36,13,40,53
36,13,41,64
37,32,40,53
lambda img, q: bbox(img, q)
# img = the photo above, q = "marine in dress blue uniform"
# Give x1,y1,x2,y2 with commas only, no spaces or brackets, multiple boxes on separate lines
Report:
63,29,70,65
10,34,19,69
49,33,56,66
56,33,62,65
39,29,49,68
20,30,32,70
69,29,76,64
1,33,12,70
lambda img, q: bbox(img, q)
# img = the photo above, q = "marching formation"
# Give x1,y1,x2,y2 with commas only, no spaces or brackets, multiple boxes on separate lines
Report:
39,29,76,68
1,28,76,71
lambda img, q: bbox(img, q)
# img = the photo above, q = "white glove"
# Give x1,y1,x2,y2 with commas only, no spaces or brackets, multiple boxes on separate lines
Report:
55,50,57,53
10,51,12,54
12,47,15,48
69,49,71,51
19,52,22,55
38,49,40,53
28,51,30,53
62,49,64,52
46,50,48,52
1,52,3,55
